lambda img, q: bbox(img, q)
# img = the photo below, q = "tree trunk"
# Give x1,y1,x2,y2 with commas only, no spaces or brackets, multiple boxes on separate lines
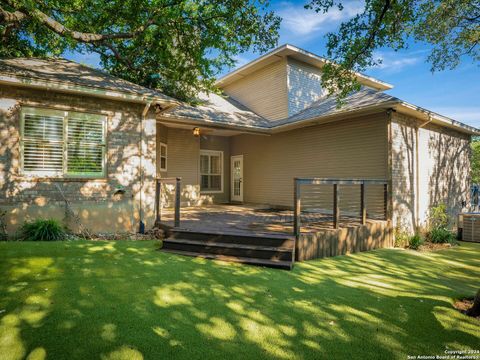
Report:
466,289,480,317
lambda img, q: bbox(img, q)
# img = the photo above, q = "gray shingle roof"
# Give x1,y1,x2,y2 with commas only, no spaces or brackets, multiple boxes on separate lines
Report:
0,57,176,103
168,87,399,129
165,92,271,128
271,88,399,127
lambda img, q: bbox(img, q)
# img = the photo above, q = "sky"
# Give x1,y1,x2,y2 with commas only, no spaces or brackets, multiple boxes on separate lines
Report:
66,0,480,128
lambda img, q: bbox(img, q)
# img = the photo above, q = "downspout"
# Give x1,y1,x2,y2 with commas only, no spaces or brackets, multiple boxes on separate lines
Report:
138,100,152,233
415,113,433,231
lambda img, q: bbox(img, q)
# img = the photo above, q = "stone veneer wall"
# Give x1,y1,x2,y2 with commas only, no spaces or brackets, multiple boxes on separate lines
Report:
0,86,157,233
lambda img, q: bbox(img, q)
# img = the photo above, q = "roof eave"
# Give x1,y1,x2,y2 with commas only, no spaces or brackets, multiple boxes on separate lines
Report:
158,113,271,135
394,102,480,136
269,101,399,133
0,73,180,108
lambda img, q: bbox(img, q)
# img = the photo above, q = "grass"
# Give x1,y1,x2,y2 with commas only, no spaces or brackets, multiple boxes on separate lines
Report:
0,241,479,360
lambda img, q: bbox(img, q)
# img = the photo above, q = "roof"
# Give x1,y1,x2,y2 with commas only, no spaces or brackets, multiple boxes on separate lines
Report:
165,87,479,135
0,57,178,106
216,44,393,91
164,92,271,129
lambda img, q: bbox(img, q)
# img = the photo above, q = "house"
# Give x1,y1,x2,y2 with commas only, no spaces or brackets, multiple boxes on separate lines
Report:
0,44,477,243
157,44,477,235
0,57,178,233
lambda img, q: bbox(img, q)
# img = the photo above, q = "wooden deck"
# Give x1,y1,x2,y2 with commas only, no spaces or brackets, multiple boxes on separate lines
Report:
159,204,385,236
158,204,392,266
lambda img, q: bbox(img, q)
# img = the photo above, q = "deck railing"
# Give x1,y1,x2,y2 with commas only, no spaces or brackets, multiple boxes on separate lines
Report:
154,177,181,228
293,178,390,238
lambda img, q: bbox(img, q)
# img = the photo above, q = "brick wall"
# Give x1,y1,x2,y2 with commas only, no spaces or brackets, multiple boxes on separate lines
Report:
391,112,471,233
0,86,156,233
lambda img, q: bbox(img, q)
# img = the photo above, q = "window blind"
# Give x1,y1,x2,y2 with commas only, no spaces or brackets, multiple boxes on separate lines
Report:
22,113,64,174
67,117,105,175
21,108,106,177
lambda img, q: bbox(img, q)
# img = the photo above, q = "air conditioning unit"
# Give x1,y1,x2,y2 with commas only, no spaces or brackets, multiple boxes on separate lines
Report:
460,213,480,243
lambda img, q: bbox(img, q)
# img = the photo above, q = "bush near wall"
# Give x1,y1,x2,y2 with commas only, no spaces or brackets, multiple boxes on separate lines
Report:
19,219,67,241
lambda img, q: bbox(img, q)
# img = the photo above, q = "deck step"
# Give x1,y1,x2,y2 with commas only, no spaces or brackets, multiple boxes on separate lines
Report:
164,238,293,251
168,229,294,248
162,238,293,261
161,248,293,270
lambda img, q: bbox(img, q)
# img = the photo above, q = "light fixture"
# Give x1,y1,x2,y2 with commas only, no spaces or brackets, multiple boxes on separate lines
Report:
193,127,200,137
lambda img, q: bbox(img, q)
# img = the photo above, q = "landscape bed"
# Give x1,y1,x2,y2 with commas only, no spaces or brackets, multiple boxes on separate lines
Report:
0,240,479,360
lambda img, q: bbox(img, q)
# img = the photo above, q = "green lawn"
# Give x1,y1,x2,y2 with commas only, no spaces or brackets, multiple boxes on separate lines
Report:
0,241,479,360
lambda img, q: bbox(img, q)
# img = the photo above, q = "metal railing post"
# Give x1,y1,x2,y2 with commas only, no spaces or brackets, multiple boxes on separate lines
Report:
293,178,301,238
174,177,181,228
360,182,366,225
333,183,339,229
383,183,388,221
154,179,161,226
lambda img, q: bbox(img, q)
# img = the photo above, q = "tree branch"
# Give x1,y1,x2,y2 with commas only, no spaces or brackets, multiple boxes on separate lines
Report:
2,0,159,43
0,6,27,23
347,0,392,67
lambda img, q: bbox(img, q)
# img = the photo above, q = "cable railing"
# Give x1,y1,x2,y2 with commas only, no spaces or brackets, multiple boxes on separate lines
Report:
293,178,390,238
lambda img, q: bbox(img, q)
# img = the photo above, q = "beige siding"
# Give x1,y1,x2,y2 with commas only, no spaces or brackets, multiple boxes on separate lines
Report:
391,113,470,233
164,128,200,206
231,113,389,213
222,59,288,121
287,58,326,116
160,128,230,205
200,135,230,203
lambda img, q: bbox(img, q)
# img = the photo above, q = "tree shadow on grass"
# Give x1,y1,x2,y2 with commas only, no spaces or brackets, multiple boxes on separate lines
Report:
0,240,479,360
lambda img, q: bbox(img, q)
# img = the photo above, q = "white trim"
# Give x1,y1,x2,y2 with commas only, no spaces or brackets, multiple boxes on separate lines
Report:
199,149,224,194
159,142,168,172
230,155,244,202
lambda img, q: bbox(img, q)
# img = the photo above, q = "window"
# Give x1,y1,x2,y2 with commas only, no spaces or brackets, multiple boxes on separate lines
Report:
200,150,223,192
21,107,106,178
159,142,167,171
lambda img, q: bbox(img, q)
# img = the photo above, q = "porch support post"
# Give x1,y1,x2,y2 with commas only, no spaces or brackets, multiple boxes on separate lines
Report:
174,177,181,227
293,178,301,238
360,183,366,225
333,183,339,229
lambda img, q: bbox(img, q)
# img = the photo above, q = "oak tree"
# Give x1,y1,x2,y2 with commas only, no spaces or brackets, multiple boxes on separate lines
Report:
0,0,280,100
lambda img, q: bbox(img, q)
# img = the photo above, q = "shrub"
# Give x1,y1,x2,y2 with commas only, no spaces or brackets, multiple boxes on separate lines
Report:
394,227,410,248
19,219,67,241
409,234,424,250
429,204,450,229
429,227,456,244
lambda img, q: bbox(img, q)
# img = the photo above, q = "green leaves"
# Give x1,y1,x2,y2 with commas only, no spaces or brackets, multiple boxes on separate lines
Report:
1,0,280,101
307,0,479,102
